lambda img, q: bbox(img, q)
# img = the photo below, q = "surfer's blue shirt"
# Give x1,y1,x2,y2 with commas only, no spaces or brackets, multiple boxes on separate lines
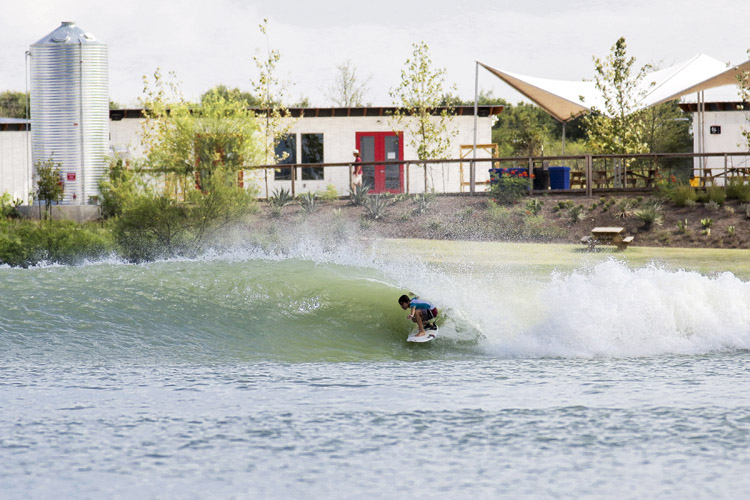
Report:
410,298,435,311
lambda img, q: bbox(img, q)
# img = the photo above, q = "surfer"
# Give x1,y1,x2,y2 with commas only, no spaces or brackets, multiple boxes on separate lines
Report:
398,295,439,337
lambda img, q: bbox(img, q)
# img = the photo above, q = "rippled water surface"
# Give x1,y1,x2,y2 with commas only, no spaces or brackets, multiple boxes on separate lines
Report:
2,243,750,499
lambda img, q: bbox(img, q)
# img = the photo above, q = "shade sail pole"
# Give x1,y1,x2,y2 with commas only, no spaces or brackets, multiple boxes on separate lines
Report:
561,122,566,155
471,61,479,193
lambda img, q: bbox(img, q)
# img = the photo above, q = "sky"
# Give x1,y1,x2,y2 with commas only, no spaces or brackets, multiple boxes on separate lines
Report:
2,0,750,108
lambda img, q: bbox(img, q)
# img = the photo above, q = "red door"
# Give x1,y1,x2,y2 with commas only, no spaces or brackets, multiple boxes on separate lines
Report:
356,131,404,193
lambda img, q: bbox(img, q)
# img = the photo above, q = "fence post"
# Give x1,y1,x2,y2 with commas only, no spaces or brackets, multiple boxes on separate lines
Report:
585,155,593,197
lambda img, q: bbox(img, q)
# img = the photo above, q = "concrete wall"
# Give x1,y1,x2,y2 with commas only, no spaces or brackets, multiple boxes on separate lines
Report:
0,130,31,202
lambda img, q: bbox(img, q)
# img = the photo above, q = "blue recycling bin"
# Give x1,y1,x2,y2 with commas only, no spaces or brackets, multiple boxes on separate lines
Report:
549,166,570,190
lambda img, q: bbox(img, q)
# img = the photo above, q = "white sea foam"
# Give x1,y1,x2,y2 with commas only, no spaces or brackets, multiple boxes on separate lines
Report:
488,259,750,358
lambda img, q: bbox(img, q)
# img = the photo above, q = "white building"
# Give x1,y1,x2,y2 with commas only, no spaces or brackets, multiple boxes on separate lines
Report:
109,105,502,197
0,119,31,203
679,85,750,181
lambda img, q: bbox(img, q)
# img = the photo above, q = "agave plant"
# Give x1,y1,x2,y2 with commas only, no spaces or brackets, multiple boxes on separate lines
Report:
298,192,318,213
413,192,436,215
349,182,372,206
634,200,664,229
364,194,391,220
269,187,293,208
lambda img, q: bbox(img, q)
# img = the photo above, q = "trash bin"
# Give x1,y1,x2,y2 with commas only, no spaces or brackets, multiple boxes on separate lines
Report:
549,166,571,190
533,167,550,190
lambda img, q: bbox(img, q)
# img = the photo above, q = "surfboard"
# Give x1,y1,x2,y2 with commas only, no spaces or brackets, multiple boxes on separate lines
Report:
407,325,438,343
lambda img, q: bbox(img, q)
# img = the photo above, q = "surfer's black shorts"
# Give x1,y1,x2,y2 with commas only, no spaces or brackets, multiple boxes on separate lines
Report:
418,308,438,321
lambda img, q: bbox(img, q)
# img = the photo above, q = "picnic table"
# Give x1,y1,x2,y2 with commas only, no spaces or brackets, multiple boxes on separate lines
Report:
581,226,634,251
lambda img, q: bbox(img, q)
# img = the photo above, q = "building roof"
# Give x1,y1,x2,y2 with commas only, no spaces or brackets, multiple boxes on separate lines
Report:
480,54,750,122
109,105,503,120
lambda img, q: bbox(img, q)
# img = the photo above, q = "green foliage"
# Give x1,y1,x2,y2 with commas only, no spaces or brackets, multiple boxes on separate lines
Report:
349,182,371,206
319,184,339,203
0,219,114,267
140,69,263,199
98,156,150,218
726,180,750,203
525,198,544,215
299,192,319,213
113,168,257,262
665,185,698,207
113,194,189,262
490,173,528,205
1,192,22,218
390,41,457,190
568,205,586,224
0,90,28,118
200,84,260,107
614,198,638,218
364,194,390,220
634,200,664,229
583,37,651,155
413,192,437,214
269,187,293,208
252,18,295,169
705,200,720,212
35,157,65,217
700,218,713,236
737,49,750,150
706,186,726,205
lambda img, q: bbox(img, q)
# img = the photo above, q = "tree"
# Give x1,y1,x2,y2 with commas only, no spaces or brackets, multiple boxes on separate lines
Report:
582,37,652,155
737,49,750,150
326,59,370,107
35,157,64,219
251,18,296,195
140,69,263,198
121,69,263,261
0,91,28,119
200,85,260,108
390,41,457,190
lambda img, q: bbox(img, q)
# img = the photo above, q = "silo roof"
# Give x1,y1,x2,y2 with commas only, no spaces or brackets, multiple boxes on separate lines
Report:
32,21,100,45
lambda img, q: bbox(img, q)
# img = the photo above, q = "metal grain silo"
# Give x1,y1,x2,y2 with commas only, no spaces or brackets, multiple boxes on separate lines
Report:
30,21,109,205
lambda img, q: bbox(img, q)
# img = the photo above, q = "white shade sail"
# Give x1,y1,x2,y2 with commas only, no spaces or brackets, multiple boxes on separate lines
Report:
480,54,750,122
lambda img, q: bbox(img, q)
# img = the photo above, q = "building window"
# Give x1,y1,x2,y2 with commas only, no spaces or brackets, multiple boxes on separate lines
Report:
301,133,324,180
274,134,296,180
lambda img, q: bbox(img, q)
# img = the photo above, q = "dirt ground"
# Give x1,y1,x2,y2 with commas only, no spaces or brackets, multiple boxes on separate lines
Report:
255,192,750,250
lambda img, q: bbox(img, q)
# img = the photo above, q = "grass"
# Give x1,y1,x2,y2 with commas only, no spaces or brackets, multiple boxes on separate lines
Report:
375,238,750,279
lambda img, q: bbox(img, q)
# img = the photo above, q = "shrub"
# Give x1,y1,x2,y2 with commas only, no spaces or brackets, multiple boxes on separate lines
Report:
0,192,21,218
319,184,339,203
706,186,726,205
489,172,528,205
525,198,544,215
705,200,720,212
615,198,638,219
0,219,115,267
568,205,586,224
726,180,750,203
668,185,698,207
413,192,437,215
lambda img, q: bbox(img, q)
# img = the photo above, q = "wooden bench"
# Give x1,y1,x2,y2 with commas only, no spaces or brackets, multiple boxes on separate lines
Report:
581,226,634,251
